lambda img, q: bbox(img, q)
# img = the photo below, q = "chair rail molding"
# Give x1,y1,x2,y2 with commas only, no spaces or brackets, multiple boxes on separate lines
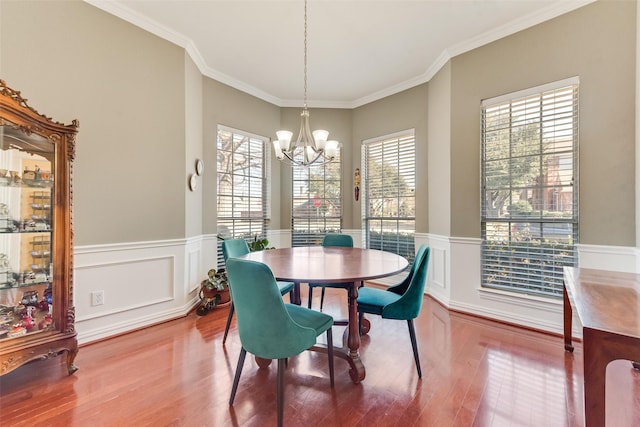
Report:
576,243,637,273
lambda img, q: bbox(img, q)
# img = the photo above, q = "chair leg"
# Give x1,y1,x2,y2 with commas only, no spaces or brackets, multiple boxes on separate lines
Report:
358,311,364,336
407,319,422,378
229,347,247,405
307,286,313,309
326,328,335,387
277,358,286,427
222,302,235,344
319,287,326,311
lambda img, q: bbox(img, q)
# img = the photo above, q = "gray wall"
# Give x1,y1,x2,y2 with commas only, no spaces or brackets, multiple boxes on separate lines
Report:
449,0,636,244
1,0,187,245
184,53,204,238
427,62,451,236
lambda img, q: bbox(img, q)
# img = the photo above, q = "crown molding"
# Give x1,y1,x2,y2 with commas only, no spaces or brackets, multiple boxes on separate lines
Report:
446,0,596,60
85,0,595,110
85,0,283,106
351,0,595,109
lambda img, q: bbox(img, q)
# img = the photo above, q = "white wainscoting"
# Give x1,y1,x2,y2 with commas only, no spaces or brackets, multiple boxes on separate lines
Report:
577,243,638,273
74,234,219,344
266,229,364,250
417,233,450,306
419,234,639,338
266,229,292,249
73,230,638,345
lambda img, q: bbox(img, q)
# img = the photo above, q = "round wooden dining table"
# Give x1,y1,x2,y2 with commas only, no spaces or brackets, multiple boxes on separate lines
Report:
240,246,408,383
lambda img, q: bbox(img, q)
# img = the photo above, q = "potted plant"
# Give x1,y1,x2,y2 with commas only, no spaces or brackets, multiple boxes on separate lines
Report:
247,235,274,252
196,268,230,316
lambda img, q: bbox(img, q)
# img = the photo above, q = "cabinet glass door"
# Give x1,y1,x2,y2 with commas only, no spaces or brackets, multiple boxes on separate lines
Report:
0,125,55,339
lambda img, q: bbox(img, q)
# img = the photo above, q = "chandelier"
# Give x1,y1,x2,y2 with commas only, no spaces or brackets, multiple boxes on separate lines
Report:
273,0,339,167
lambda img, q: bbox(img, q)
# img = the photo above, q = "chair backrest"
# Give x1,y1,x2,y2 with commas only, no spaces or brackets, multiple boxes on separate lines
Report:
322,233,353,248
382,245,431,320
222,238,250,261
225,258,318,359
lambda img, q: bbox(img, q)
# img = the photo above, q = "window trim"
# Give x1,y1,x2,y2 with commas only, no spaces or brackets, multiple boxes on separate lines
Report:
480,78,579,298
361,129,416,263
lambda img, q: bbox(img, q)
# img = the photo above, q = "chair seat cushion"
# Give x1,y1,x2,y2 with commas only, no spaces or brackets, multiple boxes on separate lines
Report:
286,304,334,334
276,281,295,295
357,287,401,316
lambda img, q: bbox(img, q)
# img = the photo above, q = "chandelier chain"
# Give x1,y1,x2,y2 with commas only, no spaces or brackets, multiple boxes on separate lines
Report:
303,0,308,108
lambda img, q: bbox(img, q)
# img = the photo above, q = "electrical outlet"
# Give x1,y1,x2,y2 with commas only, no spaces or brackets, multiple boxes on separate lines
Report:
91,290,104,306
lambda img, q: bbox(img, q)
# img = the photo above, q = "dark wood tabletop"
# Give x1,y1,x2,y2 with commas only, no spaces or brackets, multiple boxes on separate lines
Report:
240,246,409,383
241,246,409,284
563,267,640,426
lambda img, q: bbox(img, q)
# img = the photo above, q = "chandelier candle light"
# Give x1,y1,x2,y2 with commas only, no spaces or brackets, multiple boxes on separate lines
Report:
273,0,339,167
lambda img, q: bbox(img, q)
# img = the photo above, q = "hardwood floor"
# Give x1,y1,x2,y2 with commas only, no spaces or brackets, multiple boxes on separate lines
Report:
1,289,639,426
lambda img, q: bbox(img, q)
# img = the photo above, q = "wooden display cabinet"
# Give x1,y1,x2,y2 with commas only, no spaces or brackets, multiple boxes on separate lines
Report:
0,80,78,375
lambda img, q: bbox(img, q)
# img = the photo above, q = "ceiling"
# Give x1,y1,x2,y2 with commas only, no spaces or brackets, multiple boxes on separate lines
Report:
87,0,593,109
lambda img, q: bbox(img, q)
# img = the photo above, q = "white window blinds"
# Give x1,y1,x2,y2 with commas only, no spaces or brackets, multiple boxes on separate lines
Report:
292,150,342,247
481,79,579,297
362,131,416,263
216,126,270,266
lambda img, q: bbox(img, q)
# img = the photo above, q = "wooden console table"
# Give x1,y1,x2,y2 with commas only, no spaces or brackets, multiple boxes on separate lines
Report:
563,267,640,427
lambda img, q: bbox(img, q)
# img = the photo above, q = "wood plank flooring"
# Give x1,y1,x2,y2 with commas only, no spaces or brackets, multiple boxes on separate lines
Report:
1,289,639,426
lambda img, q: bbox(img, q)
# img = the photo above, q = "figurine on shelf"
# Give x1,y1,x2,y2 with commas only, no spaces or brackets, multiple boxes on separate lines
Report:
14,304,26,316
23,167,36,180
7,323,26,338
22,314,35,332
38,313,53,331
20,290,38,306
44,284,53,304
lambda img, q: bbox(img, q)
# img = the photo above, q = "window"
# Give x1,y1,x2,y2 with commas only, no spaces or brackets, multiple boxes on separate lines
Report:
216,126,269,266
362,130,416,263
292,150,342,246
481,78,579,298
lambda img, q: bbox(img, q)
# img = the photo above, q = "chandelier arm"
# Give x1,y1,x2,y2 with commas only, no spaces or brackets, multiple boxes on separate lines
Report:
296,108,317,153
279,144,334,167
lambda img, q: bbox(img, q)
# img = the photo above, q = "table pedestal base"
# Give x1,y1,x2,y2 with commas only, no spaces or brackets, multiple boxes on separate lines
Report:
309,339,365,384
253,334,366,384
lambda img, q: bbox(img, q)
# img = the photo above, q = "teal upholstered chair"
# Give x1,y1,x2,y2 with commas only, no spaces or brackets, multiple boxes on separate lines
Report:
221,239,294,344
357,244,430,378
226,258,334,427
307,233,354,311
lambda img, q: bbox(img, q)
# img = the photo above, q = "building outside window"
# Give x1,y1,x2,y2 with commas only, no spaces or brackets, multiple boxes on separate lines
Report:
362,130,416,263
481,78,579,298
216,125,270,266
292,150,342,246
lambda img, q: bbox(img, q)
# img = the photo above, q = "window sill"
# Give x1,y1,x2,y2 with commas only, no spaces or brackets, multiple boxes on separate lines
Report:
478,287,562,313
